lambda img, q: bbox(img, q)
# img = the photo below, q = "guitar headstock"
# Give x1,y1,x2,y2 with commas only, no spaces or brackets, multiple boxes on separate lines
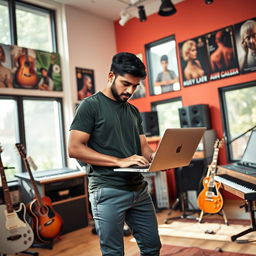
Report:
15,143,27,159
214,137,225,149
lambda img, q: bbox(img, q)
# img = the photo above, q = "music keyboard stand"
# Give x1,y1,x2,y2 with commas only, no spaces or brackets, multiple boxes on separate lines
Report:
231,200,256,242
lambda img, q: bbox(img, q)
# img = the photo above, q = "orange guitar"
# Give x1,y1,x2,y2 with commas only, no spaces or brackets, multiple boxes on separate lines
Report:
15,143,63,243
197,138,224,214
15,48,38,88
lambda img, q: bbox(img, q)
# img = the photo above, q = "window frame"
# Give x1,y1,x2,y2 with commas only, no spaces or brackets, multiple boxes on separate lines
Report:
0,95,67,177
151,97,182,136
219,81,256,162
3,0,57,51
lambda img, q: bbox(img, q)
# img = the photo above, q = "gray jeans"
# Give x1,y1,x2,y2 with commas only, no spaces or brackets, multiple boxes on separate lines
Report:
89,186,161,256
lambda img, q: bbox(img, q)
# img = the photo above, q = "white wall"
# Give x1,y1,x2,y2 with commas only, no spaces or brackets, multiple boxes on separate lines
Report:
65,5,117,108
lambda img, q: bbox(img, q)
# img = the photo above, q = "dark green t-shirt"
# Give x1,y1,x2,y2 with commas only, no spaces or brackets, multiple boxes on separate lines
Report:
70,92,146,192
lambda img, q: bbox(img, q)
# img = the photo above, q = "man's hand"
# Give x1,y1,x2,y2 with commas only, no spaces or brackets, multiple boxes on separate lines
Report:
118,154,150,168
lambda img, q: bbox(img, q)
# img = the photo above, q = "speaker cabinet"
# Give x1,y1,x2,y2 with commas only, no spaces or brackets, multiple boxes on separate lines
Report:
53,197,88,234
175,159,206,193
178,104,211,129
140,111,159,137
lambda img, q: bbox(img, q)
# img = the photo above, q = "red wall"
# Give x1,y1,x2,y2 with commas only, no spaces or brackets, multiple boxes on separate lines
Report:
114,0,256,165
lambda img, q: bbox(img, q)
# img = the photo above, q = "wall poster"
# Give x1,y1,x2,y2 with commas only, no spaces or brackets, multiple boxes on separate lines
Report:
145,35,180,95
76,67,95,101
179,36,210,87
206,26,240,81
234,18,256,74
0,43,62,91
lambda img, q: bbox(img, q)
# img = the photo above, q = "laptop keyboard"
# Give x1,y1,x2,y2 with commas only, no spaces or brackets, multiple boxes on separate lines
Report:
129,165,150,169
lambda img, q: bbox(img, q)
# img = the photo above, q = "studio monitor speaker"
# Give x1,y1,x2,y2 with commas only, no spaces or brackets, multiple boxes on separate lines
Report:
178,104,211,129
140,111,159,137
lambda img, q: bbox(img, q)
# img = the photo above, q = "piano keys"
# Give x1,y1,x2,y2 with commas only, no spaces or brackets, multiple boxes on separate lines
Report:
216,164,256,241
15,168,86,184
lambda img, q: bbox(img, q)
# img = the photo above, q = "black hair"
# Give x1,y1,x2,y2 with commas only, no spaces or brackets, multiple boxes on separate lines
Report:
110,52,146,79
40,67,47,73
160,55,168,62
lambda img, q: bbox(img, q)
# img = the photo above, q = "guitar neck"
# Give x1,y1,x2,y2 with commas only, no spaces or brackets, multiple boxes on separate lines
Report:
23,158,43,206
0,157,14,213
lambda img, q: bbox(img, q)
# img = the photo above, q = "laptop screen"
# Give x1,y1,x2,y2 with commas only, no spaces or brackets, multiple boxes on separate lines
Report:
241,130,256,168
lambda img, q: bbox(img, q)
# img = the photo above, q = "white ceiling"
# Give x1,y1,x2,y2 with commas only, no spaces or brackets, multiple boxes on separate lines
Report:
52,0,184,21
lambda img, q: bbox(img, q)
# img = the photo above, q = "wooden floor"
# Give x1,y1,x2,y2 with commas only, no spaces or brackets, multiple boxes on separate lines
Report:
24,200,256,256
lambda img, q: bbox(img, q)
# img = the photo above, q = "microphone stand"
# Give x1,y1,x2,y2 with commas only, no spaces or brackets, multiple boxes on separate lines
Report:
227,124,256,145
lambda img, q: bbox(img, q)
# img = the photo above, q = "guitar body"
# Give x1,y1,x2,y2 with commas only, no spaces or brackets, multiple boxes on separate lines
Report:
0,203,34,254
27,196,63,243
16,54,38,88
197,177,223,214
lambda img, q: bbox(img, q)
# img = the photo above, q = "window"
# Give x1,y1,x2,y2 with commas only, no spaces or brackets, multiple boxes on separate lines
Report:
16,2,55,51
0,96,66,181
220,82,256,162
0,1,60,182
152,98,182,136
0,0,56,52
0,0,11,44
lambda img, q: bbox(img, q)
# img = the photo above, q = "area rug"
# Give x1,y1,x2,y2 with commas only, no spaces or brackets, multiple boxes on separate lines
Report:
157,221,256,242
132,244,255,256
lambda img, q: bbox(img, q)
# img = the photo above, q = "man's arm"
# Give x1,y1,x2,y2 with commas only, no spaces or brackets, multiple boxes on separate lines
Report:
68,130,150,167
139,134,155,162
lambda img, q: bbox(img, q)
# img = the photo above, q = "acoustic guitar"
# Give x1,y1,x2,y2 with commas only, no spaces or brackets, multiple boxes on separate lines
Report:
0,145,34,254
197,138,224,214
15,143,63,243
15,48,38,88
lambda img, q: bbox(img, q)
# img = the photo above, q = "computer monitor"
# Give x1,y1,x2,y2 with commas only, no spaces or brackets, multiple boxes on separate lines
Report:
241,129,256,168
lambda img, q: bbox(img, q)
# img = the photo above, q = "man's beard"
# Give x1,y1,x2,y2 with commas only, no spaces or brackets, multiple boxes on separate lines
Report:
110,79,132,102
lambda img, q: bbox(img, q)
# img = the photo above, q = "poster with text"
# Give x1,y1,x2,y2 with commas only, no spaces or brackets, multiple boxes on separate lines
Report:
179,36,210,87
206,26,240,81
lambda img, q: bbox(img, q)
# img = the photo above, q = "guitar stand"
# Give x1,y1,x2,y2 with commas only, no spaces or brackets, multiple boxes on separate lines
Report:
197,208,229,225
31,240,53,250
164,192,199,224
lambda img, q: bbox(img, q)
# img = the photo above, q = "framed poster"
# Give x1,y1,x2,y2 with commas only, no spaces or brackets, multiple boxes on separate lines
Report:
145,35,180,95
206,26,239,81
36,50,62,91
179,36,210,87
0,44,13,88
233,18,256,74
130,53,146,99
76,67,95,101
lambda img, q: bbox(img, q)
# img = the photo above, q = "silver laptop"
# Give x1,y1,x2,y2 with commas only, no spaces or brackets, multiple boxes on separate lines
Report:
113,127,206,173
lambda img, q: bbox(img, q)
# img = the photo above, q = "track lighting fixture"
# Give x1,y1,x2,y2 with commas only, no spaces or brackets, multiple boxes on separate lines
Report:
119,10,131,26
205,0,214,4
158,0,177,17
138,5,147,22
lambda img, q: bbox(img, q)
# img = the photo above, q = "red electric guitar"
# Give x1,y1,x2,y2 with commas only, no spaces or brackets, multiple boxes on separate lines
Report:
15,143,63,243
197,138,224,214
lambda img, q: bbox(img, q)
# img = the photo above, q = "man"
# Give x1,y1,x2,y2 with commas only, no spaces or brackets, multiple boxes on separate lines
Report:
38,67,54,90
68,52,161,256
154,54,178,93
77,75,93,100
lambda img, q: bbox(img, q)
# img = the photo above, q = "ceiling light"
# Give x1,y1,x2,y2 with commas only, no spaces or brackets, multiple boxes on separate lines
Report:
138,5,147,22
205,0,214,4
119,10,131,26
158,0,177,17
